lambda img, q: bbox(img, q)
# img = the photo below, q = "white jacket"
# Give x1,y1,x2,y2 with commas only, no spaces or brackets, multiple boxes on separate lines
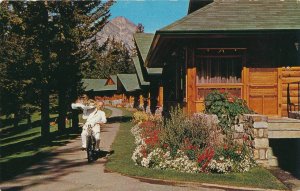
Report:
84,109,107,133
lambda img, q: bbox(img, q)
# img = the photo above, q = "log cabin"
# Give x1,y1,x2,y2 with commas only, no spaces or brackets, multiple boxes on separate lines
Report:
82,76,123,101
145,0,300,117
116,74,141,107
133,33,163,112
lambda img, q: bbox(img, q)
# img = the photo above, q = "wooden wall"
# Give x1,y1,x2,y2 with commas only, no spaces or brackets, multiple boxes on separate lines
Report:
280,67,300,116
185,66,300,117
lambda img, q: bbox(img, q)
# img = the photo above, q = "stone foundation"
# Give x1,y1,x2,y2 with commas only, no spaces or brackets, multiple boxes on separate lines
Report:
233,114,270,167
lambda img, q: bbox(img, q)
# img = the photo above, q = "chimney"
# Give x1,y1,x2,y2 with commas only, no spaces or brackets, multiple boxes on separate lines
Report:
188,0,214,14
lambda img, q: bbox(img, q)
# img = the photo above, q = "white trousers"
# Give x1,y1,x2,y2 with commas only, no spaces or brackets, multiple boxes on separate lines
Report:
81,124,100,149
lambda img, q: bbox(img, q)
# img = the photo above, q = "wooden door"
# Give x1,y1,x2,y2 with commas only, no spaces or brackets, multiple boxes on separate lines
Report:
248,68,278,116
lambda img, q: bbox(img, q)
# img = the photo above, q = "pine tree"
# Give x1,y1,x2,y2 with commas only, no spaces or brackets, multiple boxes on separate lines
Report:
0,2,39,128
52,1,114,131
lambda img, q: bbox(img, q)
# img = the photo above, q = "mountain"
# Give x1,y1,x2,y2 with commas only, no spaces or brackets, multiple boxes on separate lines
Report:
95,16,138,51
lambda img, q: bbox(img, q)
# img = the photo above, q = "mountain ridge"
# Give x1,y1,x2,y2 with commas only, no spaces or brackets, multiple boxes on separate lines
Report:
96,16,138,51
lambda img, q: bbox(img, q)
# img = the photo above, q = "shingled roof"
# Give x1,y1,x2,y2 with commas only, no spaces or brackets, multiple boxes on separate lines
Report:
134,33,154,62
117,74,141,92
82,79,117,92
160,0,300,32
133,56,150,86
133,33,163,75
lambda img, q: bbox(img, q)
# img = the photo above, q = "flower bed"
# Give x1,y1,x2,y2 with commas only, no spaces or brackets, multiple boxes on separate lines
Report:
131,93,256,173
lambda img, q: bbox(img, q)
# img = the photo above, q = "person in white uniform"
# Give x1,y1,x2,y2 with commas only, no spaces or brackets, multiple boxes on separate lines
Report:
81,101,107,151
71,95,96,120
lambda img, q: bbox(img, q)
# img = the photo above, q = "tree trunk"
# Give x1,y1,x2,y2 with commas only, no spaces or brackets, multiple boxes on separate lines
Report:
27,114,32,128
40,3,50,138
72,109,79,132
41,85,50,137
58,89,66,133
13,110,19,128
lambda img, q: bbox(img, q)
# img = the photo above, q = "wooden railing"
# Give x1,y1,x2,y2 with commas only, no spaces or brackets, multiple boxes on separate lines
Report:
287,81,300,118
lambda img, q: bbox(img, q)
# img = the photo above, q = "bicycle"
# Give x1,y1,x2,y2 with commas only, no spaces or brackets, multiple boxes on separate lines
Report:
86,124,97,162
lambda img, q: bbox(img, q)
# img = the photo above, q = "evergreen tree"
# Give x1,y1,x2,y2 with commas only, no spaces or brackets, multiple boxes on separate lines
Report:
82,38,135,79
136,23,144,33
52,1,114,131
0,2,39,128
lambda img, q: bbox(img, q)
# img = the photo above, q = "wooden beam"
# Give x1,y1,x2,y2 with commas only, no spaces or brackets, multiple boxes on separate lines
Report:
278,67,283,117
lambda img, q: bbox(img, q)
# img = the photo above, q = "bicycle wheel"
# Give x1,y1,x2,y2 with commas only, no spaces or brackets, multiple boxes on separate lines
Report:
86,135,93,162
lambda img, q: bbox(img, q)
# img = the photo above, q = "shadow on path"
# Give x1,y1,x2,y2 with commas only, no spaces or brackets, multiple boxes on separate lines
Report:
106,116,131,124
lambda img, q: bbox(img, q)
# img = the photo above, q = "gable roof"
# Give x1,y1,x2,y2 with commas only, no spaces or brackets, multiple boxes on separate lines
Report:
160,0,300,32
104,75,117,85
133,56,150,86
109,75,117,83
117,74,141,92
134,33,155,63
134,33,163,75
82,79,117,92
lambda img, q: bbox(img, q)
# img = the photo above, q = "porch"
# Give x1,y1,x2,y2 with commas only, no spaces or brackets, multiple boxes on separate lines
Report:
268,117,300,138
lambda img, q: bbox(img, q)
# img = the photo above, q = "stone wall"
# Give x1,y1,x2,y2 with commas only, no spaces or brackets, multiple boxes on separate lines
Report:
233,114,269,167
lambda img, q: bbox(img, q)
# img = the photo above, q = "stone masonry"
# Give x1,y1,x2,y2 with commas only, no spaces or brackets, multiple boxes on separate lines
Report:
233,114,269,167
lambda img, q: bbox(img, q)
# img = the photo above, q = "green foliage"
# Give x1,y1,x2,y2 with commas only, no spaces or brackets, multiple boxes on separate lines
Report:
81,38,135,79
107,109,286,190
132,111,149,123
204,91,252,135
0,2,40,125
0,1,114,132
159,106,210,156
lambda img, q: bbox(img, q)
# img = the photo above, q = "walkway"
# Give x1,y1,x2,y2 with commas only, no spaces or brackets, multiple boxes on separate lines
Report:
0,107,224,191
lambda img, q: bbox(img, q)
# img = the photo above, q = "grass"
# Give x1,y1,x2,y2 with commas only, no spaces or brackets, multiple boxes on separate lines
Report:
104,107,112,118
105,109,287,190
0,107,113,181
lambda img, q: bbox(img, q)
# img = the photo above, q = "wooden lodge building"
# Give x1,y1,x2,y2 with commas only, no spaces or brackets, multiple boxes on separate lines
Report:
81,37,164,110
133,33,163,112
144,0,300,117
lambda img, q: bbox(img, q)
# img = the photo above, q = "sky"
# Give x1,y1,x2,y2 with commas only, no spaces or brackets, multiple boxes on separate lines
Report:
109,0,189,33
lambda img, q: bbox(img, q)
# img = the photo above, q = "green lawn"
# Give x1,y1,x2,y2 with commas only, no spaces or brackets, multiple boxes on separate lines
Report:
105,109,287,190
104,107,112,118
0,107,112,181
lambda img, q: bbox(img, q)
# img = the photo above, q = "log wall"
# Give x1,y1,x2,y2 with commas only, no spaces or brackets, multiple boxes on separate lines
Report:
281,67,300,116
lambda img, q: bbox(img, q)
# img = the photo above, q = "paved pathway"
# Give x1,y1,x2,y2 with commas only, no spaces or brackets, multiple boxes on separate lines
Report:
0,107,224,191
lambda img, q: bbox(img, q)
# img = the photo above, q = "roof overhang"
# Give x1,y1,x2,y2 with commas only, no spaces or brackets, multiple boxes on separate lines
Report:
145,29,300,68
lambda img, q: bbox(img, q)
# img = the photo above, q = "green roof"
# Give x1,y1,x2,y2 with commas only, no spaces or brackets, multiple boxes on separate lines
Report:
133,33,163,75
133,56,150,86
134,33,154,63
82,79,117,92
147,68,163,75
117,74,141,92
160,0,300,32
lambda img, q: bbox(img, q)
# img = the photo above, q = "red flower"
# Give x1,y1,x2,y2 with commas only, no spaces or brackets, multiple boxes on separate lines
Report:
197,147,215,171
228,97,234,103
223,144,228,150
163,143,169,149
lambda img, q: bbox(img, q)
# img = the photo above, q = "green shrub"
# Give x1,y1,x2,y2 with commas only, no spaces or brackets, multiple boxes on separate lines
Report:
159,106,211,157
204,91,252,135
132,111,149,124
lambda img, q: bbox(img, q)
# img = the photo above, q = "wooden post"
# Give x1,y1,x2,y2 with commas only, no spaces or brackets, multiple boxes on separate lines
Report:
186,48,196,114
278,67,283,117
243,67,249,105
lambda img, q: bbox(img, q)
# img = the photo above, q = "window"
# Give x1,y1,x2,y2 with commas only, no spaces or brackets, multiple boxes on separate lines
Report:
195,48,245,100
196,57,242,84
